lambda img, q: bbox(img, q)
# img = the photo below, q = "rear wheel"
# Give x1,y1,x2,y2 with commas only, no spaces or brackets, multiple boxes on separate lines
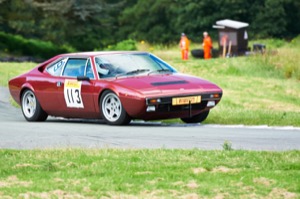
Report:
100,90,131,125
181,110,210,124
21,89,48,121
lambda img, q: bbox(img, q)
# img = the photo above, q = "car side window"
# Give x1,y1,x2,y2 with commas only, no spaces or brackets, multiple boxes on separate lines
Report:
46,58,68,76
62,58,88,77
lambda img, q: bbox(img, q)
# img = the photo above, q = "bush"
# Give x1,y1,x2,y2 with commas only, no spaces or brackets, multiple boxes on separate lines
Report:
290,35,300,48
104,39,137,51
0,31,72,59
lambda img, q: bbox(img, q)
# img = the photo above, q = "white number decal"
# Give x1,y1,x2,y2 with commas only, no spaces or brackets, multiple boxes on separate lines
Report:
64,80,84,108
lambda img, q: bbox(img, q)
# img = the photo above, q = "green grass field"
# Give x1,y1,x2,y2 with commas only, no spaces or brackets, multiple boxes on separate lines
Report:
0,149,299,198
1,38,300,126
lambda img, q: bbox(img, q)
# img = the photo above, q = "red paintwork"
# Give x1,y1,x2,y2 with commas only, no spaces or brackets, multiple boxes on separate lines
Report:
8,51,222,121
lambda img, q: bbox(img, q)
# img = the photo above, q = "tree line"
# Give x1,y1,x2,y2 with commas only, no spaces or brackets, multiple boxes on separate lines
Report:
0,0,299,51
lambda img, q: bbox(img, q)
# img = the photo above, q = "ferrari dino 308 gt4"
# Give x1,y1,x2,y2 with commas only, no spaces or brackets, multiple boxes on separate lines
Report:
9,51,222,125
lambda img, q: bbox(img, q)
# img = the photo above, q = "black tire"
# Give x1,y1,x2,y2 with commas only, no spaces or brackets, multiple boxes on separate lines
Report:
191,49,204,58
191,49,219,58
181,110,210,124
100,90,131,125
21,89,48,121
212,49,219,58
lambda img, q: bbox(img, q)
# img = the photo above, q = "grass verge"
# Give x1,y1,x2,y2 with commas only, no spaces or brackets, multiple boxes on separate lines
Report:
0,149,299,198
0,62,36,86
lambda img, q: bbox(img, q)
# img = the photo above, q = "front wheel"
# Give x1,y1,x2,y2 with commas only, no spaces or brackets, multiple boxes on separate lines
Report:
21,89,48,121
181,110,210,124
100,90,131,125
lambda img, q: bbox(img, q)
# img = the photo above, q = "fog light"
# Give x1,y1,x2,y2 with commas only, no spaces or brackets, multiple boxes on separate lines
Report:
207,101,215,107
146,105,156,112
210,94,220,98
149,98,161,104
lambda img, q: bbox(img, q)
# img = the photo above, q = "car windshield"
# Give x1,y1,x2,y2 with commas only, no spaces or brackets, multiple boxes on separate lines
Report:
94,53,176,78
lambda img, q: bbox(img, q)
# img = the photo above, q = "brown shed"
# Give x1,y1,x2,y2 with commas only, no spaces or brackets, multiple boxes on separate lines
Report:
213,19,249,56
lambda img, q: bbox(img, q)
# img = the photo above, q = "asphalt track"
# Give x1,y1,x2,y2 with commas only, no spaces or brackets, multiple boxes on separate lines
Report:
1,87,300,150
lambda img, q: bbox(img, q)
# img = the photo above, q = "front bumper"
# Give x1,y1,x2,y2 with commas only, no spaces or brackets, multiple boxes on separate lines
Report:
145,92,222,114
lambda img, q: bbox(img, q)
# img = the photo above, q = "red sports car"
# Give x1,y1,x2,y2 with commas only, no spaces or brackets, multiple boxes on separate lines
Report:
9,51,222,125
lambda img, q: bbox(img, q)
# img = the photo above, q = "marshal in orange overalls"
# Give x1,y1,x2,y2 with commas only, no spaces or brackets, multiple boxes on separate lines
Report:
203,32,212,59
179,33,190,60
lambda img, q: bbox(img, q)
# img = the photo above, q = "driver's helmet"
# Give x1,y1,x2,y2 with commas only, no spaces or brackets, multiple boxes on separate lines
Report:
95,57,110,76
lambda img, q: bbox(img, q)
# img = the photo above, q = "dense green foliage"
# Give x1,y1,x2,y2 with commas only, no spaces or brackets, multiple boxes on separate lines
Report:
103,39,137,51
0,149,299,198
0,32,73,59
0,0,299,52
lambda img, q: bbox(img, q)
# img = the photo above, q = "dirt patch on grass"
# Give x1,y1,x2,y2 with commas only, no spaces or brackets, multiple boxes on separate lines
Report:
268,188,297,199
213,193,231,199
253,177,275,187
53,178,64,183
172,181,184,186
186,181,198,189
192,167,207,174
181,193,199,199
146,180,157,185
0,191,13,199
192,166,239,174
134,171,153,175
0,175,31,188
19,190,92,199
212,166,239,173
13,163,40,169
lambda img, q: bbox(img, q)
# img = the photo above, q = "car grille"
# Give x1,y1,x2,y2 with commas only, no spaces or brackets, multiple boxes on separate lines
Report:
156,101,207,112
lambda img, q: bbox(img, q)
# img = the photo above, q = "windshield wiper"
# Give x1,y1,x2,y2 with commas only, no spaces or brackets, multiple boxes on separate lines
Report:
115,69,150,78
125,69,150,75
148,69,172,75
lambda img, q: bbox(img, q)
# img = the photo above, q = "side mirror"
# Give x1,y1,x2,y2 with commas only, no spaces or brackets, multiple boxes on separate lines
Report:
77,76,90,81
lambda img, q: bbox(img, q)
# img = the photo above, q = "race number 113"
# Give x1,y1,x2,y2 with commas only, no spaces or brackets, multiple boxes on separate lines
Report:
64,80,84,108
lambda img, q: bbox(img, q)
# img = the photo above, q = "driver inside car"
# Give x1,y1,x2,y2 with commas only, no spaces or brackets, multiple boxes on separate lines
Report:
95,58,110,77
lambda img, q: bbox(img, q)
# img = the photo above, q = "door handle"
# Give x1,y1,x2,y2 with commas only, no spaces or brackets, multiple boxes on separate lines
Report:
57,82,62,87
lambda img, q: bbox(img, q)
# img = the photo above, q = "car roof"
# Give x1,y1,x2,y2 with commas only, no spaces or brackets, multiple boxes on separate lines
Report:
59,51,149,57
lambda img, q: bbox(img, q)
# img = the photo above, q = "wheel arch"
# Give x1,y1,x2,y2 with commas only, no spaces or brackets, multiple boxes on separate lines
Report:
19,83,35,102
95,84,145,118
98,89,131,125
20,87,48,121
98,88,116,109
19,84,48,115
96,85,134,112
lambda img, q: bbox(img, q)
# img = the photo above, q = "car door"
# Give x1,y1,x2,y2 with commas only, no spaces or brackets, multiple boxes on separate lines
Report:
56,58,98,118
38,57,68,115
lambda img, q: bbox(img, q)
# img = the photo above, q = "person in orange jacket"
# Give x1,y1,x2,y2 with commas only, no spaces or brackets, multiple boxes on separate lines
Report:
202,31,213,59
179,33,190,60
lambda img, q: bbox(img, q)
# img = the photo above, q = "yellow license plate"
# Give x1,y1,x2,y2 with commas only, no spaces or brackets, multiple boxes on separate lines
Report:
172,96,201,106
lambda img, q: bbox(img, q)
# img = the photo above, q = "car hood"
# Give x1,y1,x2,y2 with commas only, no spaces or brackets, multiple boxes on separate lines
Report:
110,73,222,97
